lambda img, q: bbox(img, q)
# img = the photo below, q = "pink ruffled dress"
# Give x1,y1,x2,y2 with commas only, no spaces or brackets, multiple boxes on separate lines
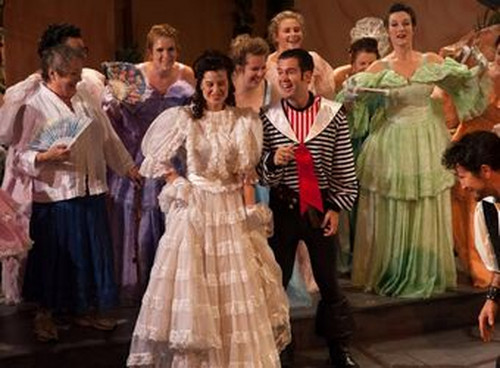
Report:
0,189,31,304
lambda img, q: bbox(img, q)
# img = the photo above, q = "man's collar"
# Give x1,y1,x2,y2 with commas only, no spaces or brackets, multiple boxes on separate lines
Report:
284,92,316,112
264,97,343,143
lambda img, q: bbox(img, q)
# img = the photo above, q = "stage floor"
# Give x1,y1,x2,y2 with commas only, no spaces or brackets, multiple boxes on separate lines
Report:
0,280,497,367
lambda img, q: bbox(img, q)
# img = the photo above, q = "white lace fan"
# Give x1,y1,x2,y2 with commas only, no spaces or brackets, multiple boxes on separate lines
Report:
350,17,390,57
29,116,92,151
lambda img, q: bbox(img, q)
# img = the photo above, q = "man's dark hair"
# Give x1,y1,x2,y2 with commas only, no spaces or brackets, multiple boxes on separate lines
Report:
385,2,417,27
442,131,500,175
278,48,314,74
38,23,82,58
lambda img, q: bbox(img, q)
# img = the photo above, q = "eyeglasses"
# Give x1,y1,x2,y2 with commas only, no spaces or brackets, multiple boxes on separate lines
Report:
80,46,89,57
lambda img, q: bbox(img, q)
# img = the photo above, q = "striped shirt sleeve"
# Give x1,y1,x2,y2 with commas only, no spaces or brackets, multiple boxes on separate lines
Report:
326,109,358,211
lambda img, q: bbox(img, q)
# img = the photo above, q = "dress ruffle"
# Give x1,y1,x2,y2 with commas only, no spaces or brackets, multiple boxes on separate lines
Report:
346,57,490,139
0,190,31,258
128,178,290,367
129,106,290,367
356,101,455,199
348,56,487,297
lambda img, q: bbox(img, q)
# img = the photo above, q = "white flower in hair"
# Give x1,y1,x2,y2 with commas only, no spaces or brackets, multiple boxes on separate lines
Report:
350,17,390,57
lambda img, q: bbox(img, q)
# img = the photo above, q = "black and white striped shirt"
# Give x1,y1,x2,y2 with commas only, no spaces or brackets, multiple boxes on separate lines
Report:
257,97,358,212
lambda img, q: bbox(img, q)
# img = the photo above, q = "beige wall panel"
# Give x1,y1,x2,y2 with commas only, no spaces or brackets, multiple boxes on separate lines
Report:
4,0,116,85
4,1,493,85
131,0,237,66
296,0,486,67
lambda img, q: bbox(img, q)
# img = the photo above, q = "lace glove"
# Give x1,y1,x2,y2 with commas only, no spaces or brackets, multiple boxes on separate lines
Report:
343,78,360,103
246,203,274,238
157,176,191,213
344,77,390,103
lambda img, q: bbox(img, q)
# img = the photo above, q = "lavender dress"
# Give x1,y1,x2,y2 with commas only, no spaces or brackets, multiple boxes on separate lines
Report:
103,63,194,293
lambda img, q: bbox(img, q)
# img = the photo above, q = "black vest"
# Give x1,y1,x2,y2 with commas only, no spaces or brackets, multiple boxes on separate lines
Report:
482,201,500,265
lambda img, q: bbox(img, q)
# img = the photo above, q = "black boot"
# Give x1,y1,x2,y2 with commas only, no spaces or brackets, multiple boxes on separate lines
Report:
328,343,359,368
279,342,294,368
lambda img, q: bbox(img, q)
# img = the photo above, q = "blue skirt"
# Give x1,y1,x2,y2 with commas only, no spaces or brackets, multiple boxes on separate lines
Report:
23,194,117,314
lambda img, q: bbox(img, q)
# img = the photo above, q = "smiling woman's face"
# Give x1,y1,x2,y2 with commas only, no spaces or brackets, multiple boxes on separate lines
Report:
201,69,229,111
388,11,414,48
275,18,303,51
239,54,267,90
150,36,177,72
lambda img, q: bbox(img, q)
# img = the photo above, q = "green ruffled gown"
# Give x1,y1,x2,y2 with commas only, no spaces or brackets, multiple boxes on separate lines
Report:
350,57,487,298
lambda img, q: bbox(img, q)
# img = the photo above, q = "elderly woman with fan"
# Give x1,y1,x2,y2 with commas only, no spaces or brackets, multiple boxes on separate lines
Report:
102,24,195,296
0,23,105,306
11,44,138,342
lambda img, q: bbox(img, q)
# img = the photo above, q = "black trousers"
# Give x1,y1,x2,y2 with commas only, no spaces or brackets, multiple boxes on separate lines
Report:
268,187,354,343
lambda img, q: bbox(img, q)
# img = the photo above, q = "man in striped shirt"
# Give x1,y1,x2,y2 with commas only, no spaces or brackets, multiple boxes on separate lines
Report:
258,48,359,368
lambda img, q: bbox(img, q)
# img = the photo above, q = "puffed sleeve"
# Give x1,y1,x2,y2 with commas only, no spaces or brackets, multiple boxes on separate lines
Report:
76,88,134,176
0,73,42,145
232,108,263,176
140,106,188,179
337,71,389,138
413,57,489,121
79,68,106,107
12,105,46,178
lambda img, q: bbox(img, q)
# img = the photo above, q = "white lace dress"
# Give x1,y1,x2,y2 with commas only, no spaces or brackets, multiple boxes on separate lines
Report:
127,106,291,368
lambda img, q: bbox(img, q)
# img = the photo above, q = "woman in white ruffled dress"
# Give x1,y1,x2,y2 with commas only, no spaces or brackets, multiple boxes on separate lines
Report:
127,50,291,367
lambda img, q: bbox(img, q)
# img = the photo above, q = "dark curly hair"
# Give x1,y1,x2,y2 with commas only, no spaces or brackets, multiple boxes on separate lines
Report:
349,37,380,65
442,131,500,175
191,50,235,120
38,23,82,58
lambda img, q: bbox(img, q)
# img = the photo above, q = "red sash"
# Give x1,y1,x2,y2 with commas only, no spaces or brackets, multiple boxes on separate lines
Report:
295,142,323,215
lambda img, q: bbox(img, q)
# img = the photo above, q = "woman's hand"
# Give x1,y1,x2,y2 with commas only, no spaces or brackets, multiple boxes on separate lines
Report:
165,167,180,183
36,144,71,163
127,166,143,188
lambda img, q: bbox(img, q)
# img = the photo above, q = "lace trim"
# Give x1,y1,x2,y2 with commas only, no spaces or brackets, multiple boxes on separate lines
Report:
196,207,247,227
149,262,253,285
